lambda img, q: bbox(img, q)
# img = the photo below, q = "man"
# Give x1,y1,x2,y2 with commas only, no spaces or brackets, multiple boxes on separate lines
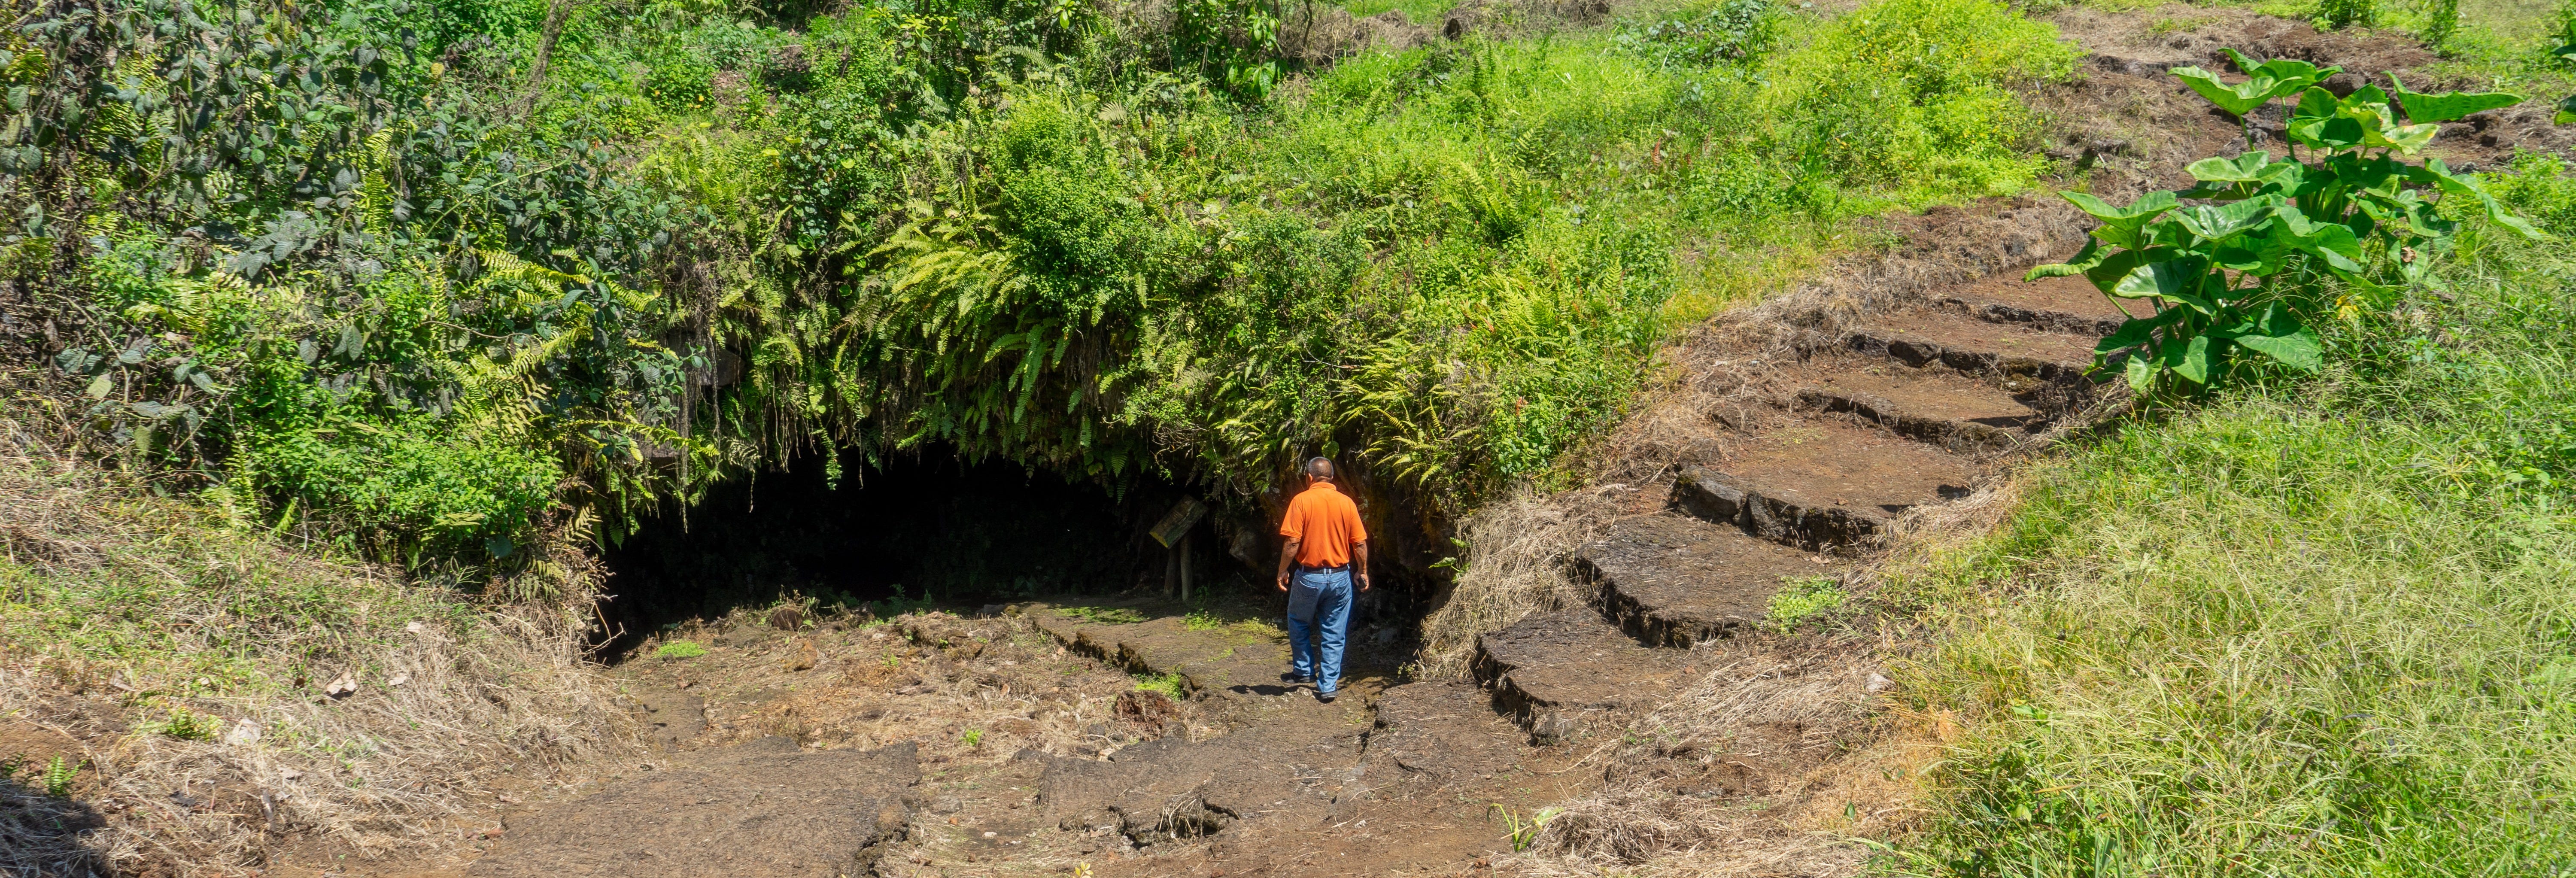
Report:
1276,456,1368,704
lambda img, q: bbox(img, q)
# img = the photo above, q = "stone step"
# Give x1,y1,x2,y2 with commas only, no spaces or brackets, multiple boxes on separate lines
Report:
1034,698,1370,847
1936,271,2132,337
1670,419,1983,547
1841,308,2102,383
1364,681,1538,785
1471,609,1693,737
1785,359,2051,453
465,738,920,878
1024,604,1294,701
1573,513,1829,647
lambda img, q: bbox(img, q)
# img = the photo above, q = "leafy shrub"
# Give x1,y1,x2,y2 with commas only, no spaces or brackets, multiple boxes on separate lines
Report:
243,426,562,561
2030,50,2534,395
653,639,710,659
1618,0,1786,67
2317,0,2376,28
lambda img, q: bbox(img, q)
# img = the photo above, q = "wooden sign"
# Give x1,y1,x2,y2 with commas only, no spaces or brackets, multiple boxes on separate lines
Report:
1149,497,1207,548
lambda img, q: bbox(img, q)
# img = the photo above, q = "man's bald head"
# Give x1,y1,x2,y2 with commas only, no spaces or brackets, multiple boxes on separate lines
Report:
1306,457,1335,481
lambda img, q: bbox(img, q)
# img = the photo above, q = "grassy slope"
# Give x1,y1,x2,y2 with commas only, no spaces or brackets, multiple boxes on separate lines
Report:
0,407,626,873
1889,17,2576,864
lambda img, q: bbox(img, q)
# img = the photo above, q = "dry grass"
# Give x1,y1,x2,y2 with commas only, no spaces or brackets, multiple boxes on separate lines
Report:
1494,638,1886,877
0,410,632,875
1413,484,1629,679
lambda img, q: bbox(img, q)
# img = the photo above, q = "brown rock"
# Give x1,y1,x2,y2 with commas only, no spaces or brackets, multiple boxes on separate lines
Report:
784,639,819,672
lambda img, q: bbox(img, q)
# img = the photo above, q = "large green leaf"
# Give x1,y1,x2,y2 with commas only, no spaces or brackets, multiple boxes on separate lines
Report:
2172,334,2215,384
2124,346,2158,391
2363,121,2441,154
2062,191,2178,249
2386,73,2521,124
2111,258,2217,312
2081,247,2166,296
2423,158,2543,238
2095,311,2164,355
2171,197,2277,242
2063,190,2178,224
2182,152,2304,202
2174,66,2290,116
2224,49,2339,91
2174,51,2338,118
2557,93,2574,126
2234,326,2323,372
2272,207,2366,272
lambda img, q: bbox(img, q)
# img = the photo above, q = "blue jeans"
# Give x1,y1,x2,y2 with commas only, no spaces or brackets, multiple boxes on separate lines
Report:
1286,567,1353,694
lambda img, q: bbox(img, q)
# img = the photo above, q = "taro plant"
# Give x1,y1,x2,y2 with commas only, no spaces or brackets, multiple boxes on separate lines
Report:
2033,49,2539,394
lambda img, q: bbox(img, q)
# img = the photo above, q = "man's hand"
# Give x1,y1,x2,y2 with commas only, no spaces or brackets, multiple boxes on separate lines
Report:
1354,542,1372,591
1276,537,1300,592
1357,571,1371,591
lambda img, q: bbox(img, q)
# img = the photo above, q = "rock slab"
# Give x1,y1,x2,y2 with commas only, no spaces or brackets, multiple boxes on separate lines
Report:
466,738,918,878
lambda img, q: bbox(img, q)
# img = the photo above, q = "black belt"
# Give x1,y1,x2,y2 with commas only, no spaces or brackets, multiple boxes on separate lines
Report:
1296,563,1349,573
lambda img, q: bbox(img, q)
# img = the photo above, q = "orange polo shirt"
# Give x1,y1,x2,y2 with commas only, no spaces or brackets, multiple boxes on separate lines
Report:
1279,482,1367,568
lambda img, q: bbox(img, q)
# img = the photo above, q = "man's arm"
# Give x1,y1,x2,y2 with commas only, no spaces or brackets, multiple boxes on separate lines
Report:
1276,537,1300,591
1353,540,1370,591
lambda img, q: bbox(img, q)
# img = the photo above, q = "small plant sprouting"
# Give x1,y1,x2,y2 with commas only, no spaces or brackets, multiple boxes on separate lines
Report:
1491,803,1563,852
962,728,984,748
44,755,79,799
1765,577,1849,633
654,640,709,660
1133,672,1188,700
150,708,220,741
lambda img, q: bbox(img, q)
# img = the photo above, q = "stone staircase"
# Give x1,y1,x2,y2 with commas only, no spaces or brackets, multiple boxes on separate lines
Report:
1460,267,2126,739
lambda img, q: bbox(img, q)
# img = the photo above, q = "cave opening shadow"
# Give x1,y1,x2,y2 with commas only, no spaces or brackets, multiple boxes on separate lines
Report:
595,448,1216,659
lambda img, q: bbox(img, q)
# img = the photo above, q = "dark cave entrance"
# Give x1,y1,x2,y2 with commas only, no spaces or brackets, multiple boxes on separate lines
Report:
594,447,1449,659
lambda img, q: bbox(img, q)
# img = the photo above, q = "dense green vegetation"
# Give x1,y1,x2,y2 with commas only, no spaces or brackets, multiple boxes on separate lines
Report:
2,0,2072,569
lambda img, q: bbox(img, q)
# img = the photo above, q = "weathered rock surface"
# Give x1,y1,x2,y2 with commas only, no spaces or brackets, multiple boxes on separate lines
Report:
465,738,918,878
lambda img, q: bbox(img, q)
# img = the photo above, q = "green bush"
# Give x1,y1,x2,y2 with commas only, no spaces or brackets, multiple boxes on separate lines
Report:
653,639,710,659
2318,0,2377,28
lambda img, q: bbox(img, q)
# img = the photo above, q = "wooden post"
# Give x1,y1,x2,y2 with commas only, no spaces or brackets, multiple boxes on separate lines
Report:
1180,531,1194,603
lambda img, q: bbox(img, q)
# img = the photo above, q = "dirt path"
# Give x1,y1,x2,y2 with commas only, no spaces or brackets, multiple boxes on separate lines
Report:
227,9,2576,878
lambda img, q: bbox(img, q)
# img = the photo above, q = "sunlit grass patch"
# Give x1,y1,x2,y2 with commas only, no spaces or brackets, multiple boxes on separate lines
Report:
1890,184,2576,874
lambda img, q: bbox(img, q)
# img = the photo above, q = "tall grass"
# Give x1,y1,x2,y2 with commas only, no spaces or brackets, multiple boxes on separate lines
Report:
1893,159,2576,875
